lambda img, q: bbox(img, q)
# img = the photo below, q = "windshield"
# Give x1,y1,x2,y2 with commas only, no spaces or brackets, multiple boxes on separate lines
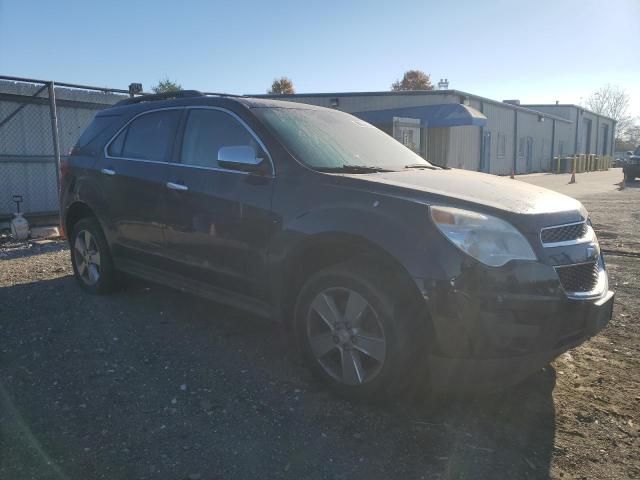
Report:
254,107,431,171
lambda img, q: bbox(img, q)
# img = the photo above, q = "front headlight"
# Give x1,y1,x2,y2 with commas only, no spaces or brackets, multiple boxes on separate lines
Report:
430,206,537,267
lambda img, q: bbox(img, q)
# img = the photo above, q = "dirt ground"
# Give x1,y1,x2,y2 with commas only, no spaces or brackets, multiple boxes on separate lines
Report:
0,174,638,480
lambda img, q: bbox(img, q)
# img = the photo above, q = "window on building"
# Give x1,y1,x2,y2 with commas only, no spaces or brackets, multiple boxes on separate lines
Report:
181,109,258,169
519,137,528,158
497,133,506,158
392,117,421,155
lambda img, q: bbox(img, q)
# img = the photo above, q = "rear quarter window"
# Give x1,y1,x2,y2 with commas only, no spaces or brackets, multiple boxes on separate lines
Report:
75,114,121,148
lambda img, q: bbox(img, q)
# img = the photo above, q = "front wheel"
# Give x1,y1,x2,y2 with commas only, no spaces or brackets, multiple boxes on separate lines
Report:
70,217,117,294
295,261,424,401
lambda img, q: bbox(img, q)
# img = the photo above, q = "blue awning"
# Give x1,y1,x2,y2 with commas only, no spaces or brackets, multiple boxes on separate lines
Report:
353,103,487,128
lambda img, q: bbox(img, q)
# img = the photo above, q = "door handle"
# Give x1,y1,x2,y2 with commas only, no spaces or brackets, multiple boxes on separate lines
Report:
166,182,188,192
101,168,116,176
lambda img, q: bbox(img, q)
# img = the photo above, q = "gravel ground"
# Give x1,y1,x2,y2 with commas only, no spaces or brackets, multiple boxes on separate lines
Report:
0,182,639,480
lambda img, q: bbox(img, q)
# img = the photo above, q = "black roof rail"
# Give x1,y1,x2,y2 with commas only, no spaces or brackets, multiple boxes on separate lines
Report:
114,90,205,106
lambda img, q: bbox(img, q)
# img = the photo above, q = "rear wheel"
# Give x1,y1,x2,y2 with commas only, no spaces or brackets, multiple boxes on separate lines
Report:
70,217,117,294
295,260,424,401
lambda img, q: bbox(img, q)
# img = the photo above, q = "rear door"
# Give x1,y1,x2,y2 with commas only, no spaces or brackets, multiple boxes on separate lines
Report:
162,107,275,298
100,108,182,268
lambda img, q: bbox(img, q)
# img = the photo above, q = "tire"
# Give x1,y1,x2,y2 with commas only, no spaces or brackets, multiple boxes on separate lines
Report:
69,217,117,294
294,260,426,402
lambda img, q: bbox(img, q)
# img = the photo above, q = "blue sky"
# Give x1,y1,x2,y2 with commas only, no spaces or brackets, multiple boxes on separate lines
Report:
1,0,638,115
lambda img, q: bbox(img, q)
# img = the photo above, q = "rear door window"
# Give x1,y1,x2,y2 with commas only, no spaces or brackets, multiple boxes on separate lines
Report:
108,109,181,161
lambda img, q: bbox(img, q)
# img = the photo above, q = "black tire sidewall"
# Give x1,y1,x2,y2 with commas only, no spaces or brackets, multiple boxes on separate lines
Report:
70,218,116,294
294,263,418,401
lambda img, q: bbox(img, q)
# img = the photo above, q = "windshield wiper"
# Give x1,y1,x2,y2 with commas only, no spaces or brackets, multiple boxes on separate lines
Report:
316,164,393,173
404,163,442,170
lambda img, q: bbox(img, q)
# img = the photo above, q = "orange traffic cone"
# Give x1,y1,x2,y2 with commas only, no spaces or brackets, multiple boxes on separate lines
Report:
569,163,576,184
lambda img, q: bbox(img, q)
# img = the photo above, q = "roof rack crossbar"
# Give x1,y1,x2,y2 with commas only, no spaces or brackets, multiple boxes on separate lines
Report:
115,90,205,106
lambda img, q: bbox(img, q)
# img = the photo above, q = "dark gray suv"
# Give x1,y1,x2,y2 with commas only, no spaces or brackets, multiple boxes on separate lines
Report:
60,91,614,400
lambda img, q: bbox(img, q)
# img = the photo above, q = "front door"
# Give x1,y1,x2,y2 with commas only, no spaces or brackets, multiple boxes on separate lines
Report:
583,118,592,153
162,107,275,298
526,137,534,173
100,108,182,268
602,125,609,155
481,130,491,173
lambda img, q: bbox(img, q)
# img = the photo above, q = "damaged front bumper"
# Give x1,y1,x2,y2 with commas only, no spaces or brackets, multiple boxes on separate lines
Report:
418,259,614,392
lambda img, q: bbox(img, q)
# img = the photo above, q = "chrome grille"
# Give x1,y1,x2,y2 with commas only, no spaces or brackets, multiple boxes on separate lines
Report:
555,261,600,293
541,222,588,246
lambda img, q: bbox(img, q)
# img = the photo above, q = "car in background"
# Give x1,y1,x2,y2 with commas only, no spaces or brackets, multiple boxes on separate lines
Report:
623,147,640,181
60,91,614,401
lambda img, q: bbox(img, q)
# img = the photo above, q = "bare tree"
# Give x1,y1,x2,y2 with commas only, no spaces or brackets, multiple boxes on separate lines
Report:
584,84,634,140
625,125,640,147
268,77,295,95
152,78,182,94
391,70,434,91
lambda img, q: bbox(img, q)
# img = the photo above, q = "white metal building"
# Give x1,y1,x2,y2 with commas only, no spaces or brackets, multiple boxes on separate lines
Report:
257,90,617,176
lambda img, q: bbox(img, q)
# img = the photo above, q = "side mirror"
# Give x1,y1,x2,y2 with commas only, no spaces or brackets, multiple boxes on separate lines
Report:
218,145,265,173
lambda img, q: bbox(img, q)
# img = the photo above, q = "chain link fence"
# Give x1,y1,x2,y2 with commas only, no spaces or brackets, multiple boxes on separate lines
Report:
0,76,133,221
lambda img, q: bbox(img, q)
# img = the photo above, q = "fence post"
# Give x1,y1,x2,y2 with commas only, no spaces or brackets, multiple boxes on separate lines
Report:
47,81,62,193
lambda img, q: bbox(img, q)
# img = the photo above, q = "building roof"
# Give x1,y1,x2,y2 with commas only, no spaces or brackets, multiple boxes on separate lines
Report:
354,104,487,128
253,89,574,124
521,104,617,123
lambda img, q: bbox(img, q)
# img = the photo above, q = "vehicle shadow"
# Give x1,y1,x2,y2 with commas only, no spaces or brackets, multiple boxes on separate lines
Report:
617,177,640,190
400,369,556,479
0,275,556,480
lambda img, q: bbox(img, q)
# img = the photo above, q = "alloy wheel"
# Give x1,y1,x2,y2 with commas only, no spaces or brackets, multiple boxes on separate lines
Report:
306,287,386,385
73,230,101,286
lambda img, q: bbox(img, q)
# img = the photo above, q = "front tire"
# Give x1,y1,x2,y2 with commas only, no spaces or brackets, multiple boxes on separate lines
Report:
70,217,117,294
295,260,424,402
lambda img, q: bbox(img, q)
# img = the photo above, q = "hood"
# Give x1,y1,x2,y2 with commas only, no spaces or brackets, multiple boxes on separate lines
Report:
343,168,586,219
